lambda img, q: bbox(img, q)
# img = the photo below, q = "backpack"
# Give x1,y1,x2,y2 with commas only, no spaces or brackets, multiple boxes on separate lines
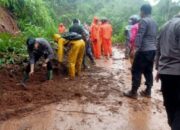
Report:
62,32,82,41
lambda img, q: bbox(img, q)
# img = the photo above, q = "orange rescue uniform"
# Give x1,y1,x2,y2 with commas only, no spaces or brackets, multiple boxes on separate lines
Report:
100,22,113,58
58,23,66,34
90,17,101,59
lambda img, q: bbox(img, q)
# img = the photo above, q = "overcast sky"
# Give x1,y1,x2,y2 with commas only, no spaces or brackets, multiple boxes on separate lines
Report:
147,0,180,6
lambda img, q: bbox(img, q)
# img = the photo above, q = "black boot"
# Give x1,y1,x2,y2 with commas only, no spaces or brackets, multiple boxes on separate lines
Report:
124,87,138,99
140,87,151,98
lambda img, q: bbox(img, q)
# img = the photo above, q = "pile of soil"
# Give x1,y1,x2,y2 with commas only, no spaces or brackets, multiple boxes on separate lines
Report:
0,7,20,35
0,64,117,121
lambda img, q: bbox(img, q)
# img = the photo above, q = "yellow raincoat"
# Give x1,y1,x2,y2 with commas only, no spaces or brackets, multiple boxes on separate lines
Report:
53,34,85,79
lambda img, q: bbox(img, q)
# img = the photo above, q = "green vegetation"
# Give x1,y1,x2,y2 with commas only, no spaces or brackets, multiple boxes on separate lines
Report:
0,33,26,65
0,0,180,66
0,0,57,66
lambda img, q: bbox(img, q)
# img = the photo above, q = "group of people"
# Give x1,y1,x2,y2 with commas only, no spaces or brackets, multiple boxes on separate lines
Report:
58,17,113,61
21,17,113,85
90,17,113,60
124,4,180,130
20,3,180,130
124,4,157,99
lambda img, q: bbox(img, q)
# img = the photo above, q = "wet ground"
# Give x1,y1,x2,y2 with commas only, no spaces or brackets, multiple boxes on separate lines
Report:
0,47,170,130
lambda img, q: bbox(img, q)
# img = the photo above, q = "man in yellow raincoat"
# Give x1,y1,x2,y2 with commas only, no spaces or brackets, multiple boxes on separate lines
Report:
53,34,85,79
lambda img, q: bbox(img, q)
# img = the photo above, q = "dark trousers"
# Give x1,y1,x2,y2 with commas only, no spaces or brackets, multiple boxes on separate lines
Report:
160,74,180,130
131,50,156,90
86,43,95,63
83,40,95,67
26,53,53,73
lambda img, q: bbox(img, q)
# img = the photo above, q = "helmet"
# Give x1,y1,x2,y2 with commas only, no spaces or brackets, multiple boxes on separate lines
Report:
26,37,35,51
53,34,61,42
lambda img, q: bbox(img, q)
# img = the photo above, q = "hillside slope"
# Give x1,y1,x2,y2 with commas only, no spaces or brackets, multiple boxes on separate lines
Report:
0,7,19,35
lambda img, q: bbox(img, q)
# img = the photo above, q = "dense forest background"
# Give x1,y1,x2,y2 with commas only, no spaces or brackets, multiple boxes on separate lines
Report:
0,0,180,65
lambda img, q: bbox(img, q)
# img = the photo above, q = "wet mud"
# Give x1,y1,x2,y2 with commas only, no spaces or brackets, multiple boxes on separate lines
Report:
0,47,170,130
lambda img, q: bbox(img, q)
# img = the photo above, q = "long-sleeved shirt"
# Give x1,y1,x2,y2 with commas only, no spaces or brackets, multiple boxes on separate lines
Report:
156,16,180,75
28,38,54,64
135,16,157,51
69,23,86,41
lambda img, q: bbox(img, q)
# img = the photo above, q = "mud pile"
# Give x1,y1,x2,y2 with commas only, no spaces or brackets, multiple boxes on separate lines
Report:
0,7,20,35
0,63,117,121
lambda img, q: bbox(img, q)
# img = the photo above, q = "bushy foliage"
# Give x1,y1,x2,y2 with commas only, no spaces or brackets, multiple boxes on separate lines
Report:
0,0,57,66
0,33,27,65
0,0,180,66
0,0,55,30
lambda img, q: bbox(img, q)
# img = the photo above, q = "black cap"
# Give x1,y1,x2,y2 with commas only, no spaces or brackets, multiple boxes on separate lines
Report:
26,37,35,51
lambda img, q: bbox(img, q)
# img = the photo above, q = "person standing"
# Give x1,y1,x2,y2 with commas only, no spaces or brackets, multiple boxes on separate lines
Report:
69,19,85,38
129,15,140,65
58,23,66,34
100,19,113,60
90,17,101,59
155,14,180,130
124,4,158,99
124,19,133,59
83,27,96,66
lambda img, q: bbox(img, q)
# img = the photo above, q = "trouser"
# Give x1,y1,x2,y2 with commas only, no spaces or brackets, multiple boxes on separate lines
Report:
86,40,95,63
129,45,135,65
92,40,101,59
109,39,112,56
160,75,180,130
131,50,156,91
129,52,135,65
102,38,112,57
68,41,85,79
26,53,53,73
83,40,95,67
125,40,130,58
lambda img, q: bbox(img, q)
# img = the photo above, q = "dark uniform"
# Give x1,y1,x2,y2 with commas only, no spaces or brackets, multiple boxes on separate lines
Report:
22,38,54,87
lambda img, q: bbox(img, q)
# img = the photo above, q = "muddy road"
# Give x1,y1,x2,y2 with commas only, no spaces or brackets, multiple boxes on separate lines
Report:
0,47,170,130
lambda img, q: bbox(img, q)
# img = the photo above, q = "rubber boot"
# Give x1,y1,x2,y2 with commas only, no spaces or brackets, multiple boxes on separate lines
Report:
123,87,138,99
47,70,53,80
21,72,29,89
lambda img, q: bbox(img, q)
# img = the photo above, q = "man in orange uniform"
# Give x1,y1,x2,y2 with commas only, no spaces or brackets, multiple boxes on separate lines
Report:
58,23,66,34
100,19,113,60
90,17,101,59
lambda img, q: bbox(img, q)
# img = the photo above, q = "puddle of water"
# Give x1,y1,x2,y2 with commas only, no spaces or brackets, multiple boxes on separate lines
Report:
96,48,124,70
0,100,169,130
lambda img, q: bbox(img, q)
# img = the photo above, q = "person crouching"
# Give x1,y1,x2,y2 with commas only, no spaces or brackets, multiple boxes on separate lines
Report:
21,38,54,88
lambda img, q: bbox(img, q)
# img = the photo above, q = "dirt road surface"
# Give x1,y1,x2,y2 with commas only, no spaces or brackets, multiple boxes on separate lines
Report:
0,47,170,130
